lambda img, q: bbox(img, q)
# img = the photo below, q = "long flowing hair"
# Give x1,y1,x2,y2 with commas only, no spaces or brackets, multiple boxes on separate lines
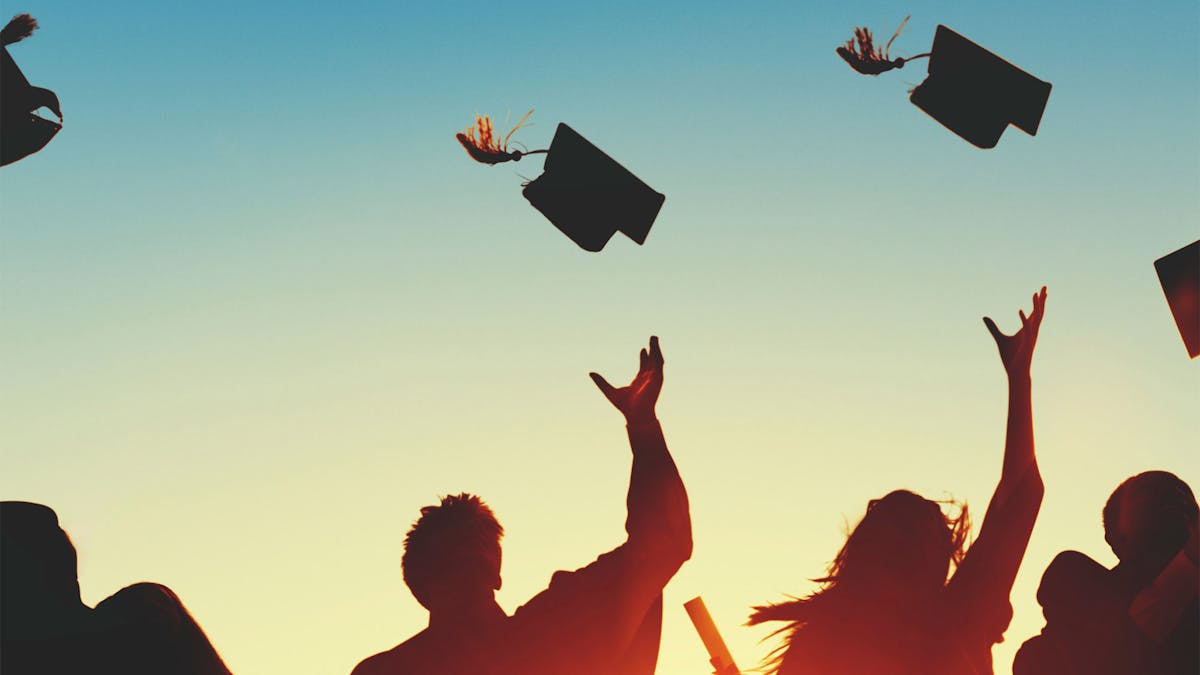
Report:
748,490,970,673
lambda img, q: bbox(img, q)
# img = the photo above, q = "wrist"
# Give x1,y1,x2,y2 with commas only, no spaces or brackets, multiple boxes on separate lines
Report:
624,411,659,427
1007,371,1031,386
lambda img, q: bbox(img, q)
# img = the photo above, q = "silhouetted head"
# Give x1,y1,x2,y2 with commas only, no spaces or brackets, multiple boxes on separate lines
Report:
1103,471,1197,585
0,502,85,632
831,490,968,599
93,583,232,675
402,493,504,613
748,491,969,672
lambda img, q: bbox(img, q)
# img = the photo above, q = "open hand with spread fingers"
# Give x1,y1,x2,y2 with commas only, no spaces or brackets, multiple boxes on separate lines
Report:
984,286,1048,379
590,336,664,423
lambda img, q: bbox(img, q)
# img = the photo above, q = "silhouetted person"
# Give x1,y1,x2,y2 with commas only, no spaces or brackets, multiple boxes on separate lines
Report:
0,501,231,675
1014,472,1199,675
1,502,94,673
749,288,1049,674
352,336,692,674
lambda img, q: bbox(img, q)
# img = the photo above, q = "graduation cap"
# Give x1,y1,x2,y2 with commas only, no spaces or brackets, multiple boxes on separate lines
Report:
909,26,1051,149
837,19,1051,148
1154,240,1200,358
2,15,62,167
457,112,664,252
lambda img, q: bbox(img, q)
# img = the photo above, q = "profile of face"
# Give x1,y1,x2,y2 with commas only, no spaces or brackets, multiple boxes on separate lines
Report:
840,491,960,600
1104,471,1197,584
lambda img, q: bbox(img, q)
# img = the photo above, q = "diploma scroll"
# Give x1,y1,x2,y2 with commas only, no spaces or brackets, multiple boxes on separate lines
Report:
684,596,741,675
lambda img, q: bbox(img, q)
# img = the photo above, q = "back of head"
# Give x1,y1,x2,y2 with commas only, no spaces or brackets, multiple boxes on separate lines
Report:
1103,471,1197,584
749,491,968,673
836,490,966,597
93,583,232,675
402,493,504,612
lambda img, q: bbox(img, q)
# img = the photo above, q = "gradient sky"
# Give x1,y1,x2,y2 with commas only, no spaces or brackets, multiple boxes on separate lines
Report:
3,1,1198,673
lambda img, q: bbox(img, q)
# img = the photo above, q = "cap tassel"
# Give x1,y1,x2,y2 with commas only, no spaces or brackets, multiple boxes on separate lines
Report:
455,109,547,165
1,13,38,46
836,15,930,75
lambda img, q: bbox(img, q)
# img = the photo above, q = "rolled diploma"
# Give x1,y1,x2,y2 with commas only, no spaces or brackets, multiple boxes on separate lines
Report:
684,596,739,674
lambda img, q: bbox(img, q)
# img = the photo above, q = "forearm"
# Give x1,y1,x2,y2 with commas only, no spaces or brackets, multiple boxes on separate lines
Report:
976,372,1044,592
624,415,692,561
997,373,1042,501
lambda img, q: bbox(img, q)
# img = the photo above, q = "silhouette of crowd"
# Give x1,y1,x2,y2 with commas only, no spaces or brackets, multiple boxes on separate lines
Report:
1,502,231,674
3,8,1197,675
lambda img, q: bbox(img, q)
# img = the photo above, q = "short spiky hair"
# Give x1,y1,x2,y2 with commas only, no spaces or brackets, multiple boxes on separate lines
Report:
401,493,504,607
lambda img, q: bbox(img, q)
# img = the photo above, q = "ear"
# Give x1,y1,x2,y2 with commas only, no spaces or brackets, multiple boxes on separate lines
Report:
1103,529,1123,559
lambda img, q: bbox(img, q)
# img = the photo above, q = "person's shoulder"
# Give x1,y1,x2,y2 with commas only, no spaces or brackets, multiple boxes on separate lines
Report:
350,632,428,675
513,547,630,619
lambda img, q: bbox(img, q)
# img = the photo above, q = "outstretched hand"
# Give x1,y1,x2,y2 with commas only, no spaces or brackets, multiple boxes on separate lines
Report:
590,336,664,423
984,286,1048,379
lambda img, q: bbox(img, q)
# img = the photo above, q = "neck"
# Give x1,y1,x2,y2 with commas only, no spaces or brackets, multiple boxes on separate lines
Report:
428,596,505,631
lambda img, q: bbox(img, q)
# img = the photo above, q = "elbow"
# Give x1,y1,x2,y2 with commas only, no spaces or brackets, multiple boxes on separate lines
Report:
994,467,1044,514
1028,470,1045,507
1017,470,1045,516
668,502,694,564
656,529,692,575
673,527,694,565
629,522,692,569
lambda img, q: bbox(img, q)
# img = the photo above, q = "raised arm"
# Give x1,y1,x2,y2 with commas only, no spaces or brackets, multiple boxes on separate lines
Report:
983,287,1047,512
953,288,1048,603
505,338,690,674
590,336,693,564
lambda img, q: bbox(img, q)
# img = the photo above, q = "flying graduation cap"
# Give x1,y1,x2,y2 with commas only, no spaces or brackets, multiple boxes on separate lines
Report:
837,18,1051,148
1154,240,1200,359
456,111,665,251
2,14,62,167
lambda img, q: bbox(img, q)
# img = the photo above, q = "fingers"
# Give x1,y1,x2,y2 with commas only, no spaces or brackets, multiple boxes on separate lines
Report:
1033,286,1048,320
983,316,1004,342
589,372,618,404
649,335,663,365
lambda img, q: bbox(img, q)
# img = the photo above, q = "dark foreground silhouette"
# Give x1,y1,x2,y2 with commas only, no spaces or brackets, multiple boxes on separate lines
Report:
1,14,62,166
0,501,231,675
1015,472,1199,675
748,288,1048,675
352,336,691,675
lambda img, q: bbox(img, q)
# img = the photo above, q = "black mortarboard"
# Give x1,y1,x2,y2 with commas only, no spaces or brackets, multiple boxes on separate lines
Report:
1,15,62,167
521,124,665,252
909,26,1051,149
1154,240,1200,358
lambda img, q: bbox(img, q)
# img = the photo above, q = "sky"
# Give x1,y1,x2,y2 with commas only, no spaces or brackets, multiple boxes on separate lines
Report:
2,1,1198,673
